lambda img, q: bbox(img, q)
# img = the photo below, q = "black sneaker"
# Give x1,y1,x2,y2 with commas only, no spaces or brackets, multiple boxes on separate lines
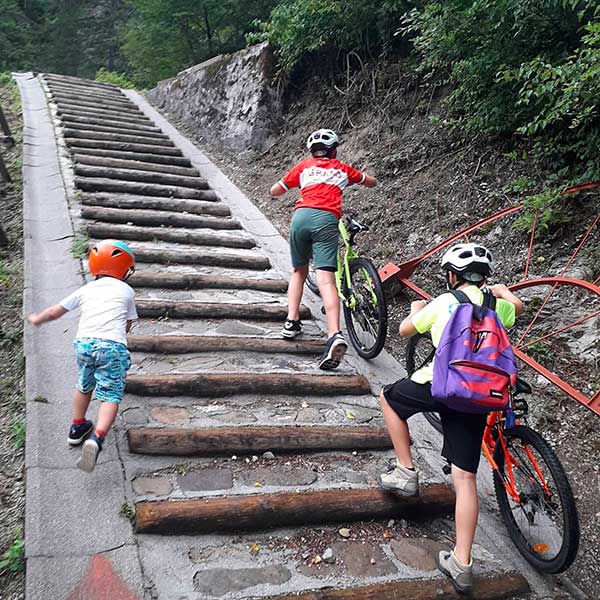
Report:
282,318,302,339
67,420,94,446
319,332,348,370
77,433,103,473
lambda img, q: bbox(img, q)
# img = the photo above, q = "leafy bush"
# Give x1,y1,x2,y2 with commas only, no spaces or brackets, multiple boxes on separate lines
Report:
95,68,136,89
0,535,24,573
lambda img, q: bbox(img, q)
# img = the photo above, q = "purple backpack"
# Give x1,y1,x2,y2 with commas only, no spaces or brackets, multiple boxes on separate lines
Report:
431,290,518,414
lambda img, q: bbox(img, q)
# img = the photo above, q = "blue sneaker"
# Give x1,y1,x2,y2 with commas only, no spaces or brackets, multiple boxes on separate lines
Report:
67,420,94,446
77,433,103,473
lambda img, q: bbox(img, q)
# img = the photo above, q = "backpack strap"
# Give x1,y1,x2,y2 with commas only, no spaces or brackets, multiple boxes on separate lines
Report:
449,289,472,304
482,291,497,312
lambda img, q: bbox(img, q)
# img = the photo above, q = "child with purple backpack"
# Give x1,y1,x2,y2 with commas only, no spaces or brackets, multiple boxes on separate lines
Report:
377,243,523,595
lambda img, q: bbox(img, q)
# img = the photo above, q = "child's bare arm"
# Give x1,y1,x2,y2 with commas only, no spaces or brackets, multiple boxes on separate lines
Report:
399,300,428,337
361,174,377,188
490,284,524,316
28,304,68,326
270,182,286,196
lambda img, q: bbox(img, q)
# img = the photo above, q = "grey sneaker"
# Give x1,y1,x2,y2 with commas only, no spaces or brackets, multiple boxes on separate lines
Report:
436,549,473,595
318,332,348,370
377,459,419,496
77,434,103,473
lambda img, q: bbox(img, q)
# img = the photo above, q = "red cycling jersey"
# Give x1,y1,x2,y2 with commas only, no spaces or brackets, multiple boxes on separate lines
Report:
278,157,365,218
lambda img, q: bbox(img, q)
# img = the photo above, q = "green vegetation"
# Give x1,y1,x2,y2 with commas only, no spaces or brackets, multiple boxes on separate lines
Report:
95,68,136,89
70,233,90,260
0,535,24,574
12,417,25,449
119,501,135,523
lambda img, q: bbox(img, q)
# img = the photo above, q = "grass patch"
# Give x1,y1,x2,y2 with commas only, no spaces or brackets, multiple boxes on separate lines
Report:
0,534,24,574
12,417,25,450
119,502,135,523
71,233,90,260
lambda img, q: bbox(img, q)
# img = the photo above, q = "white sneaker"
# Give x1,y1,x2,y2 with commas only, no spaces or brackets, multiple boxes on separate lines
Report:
318,332,348,370
377,459,419,496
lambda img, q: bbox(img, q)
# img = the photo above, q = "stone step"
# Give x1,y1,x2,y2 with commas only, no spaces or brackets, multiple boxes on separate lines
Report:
125,372,369,398
134,484,454,534
135,300,309,320
81,192,225,214
81,205,240,229
128,424,392,457
130,271,287,292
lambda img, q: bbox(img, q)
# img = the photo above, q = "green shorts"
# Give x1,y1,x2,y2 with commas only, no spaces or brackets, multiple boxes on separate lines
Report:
289,208,339,270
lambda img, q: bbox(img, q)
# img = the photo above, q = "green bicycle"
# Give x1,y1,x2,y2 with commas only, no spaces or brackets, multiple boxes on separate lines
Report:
306,215,388,359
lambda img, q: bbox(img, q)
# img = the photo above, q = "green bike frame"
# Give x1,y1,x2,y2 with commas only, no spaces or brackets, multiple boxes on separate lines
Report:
336,219,377,310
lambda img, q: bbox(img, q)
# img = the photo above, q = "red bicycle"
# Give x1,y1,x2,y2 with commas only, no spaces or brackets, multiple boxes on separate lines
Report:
407,333,580,573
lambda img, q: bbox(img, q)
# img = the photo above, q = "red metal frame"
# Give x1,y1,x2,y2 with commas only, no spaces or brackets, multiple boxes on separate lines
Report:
379,194,600,416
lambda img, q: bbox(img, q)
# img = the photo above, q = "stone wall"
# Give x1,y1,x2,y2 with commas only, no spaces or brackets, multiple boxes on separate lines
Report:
147,43,281,153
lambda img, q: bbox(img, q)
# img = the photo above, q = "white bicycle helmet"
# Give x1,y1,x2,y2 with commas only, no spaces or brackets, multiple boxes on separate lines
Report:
306,129,339,151
441,243,493,283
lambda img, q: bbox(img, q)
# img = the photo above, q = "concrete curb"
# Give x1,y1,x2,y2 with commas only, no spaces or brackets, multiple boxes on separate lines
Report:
16,73,144,600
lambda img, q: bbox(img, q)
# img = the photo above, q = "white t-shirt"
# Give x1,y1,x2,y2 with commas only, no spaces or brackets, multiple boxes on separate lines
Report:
60,277,138,346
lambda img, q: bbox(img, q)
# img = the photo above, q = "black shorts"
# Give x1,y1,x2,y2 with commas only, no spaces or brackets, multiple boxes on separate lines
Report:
382,378,487,474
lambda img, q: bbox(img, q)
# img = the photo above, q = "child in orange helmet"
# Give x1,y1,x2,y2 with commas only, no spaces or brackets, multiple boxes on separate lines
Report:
28,239,137,472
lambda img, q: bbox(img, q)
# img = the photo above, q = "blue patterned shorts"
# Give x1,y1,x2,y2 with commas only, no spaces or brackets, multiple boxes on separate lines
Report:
73,338,131,404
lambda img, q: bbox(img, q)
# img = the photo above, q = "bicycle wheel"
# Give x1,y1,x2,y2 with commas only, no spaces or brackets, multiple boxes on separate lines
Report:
493,424,579,573
405,333,442,434
342,257,388,359
305,259,320,296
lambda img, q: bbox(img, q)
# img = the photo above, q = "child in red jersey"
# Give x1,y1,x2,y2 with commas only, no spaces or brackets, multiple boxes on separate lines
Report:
270,129,377,369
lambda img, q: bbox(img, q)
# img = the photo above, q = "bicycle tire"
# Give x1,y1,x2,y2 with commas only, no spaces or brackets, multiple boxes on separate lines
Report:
405,333,442,434
343,257,388,359
305,259,320,296
493,424,579,573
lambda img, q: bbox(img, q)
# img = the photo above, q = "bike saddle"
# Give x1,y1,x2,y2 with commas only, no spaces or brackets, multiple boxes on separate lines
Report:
346,216,369,234
515,378,532,395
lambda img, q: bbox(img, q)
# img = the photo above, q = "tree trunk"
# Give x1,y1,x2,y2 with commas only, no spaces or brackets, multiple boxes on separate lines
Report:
44,73,118,92
74,155,197,177
86,223,254,249
54,99,144,118
61,114,161,133
134,485,454,534
80,193,225,214
80,206,238,229
57,105,152,125
70,147,191,167
129,272,287,292
60,108,152,127
51,91,134,110
47,82,125,100
127,335,319,354
74,164,206,189
134,301,308,321
129,246,270,270
128,425,391,456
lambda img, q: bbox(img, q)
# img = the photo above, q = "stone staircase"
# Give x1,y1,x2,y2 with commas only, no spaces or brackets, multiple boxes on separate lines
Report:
39,72,531,599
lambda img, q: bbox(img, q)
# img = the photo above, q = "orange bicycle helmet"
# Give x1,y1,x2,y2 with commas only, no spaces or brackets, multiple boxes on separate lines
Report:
88,239,135,280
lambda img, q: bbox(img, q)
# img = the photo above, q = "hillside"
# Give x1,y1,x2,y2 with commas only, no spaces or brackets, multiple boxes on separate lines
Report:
150,47,600,598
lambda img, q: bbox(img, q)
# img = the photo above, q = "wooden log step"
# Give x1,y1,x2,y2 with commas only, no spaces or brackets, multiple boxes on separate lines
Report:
68,140,182,156
53,95,142,114
130,247,270,270
71,147,192,167
127,372,364,398
80,206,239,229
51,91,135,111
43,73,118,92
57,105,152,124
134,301,309,322
129,424,390,456
134,484,454,534
127,335,320,354
262,573,530,600
46,83,127,101
129,272,287,292
74,155,198,177
80,193,226,215
67,123,170,141
86,223,254,249
59,108,152,127
55,100,146,120
74,164,206,190
66,129,175,148
61,113,162,133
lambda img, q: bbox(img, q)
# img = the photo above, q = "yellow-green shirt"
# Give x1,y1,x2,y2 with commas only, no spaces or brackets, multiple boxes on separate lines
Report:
411,285,516,384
